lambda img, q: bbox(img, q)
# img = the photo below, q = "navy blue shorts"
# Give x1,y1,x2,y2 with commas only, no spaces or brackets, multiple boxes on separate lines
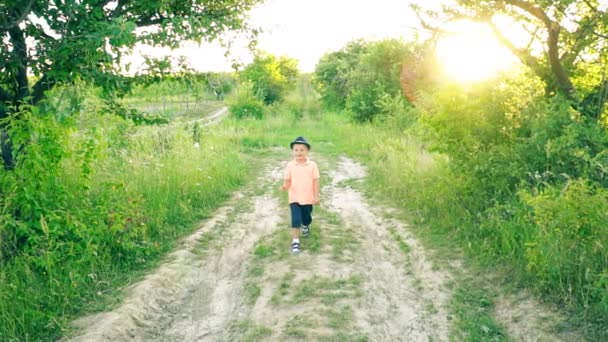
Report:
289,203,313,228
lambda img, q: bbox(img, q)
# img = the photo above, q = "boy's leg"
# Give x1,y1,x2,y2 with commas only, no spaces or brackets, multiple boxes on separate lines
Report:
301,205,313,237
291,227,300,240
289,203,302,253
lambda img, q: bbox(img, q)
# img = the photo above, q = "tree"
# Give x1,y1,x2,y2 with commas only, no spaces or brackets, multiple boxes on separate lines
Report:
0,0,262,168
200,72,237,100
239,52,299,104
345,39,412,122
412,0,608,120
313,40,368,109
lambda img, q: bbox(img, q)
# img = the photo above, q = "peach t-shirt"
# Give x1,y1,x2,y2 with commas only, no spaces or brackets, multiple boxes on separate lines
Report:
284,159,320,204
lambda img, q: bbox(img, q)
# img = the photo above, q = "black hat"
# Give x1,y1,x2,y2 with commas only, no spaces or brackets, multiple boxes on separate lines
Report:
290,136,311,149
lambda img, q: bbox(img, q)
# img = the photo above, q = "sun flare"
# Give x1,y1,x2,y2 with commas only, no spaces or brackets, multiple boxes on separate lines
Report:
435,21,518,83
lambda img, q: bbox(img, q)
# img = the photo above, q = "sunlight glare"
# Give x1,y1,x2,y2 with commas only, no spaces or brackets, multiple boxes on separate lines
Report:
435,21,518,83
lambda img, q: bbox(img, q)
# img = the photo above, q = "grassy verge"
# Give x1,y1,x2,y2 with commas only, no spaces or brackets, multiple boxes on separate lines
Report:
0,107,251,340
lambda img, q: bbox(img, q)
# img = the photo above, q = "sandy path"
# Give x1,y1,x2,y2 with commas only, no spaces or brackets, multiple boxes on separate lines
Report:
66,154,576,341
66,163,283,341
321,156,453,341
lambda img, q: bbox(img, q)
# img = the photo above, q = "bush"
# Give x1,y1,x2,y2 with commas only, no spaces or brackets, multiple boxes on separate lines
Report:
374,93,418,131
345,39,412,122
313,40,368,110
239,53,299,105
226,82,265,119
520,180,608,317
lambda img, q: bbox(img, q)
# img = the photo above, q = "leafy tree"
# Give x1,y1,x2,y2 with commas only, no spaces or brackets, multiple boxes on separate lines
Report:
200,72,237,100
0,0,262,168
239,52,299,104
345,39,412,122
412,0,608,121
313,40,368,109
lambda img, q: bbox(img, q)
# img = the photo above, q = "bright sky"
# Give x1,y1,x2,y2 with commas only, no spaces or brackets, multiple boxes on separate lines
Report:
125,0,421,73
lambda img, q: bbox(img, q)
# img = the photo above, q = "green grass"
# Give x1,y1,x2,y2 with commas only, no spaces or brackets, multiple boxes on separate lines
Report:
449,284,508,341
230,320,273,341
0,101,253,340
244,282,262,305
323,305,354,330
308,206,359,261
388,227,411,255
283,315,316,338
276,275,363,306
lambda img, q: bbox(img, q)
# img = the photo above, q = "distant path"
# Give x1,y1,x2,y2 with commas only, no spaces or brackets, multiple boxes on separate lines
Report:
189,106,228,127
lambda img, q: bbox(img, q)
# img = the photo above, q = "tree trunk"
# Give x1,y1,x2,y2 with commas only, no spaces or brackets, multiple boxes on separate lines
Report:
1,127,15,170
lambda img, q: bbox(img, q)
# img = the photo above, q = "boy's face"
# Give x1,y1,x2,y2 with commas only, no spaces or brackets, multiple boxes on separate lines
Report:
292,144,309,160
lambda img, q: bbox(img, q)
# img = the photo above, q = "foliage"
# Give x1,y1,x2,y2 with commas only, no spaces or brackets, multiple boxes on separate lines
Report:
0,0,261,169
0,93,249,339
373,93,419,131
412,80,608,334
411,0,608,121
226,81,265,119
345,39,413,122
520,180,608,316
313,40,369,110
239,53,299,104
313,39,415,122
280,74,322,120
315,53,608,334
0,0,260,106
200,72,238,100
131,72,238,102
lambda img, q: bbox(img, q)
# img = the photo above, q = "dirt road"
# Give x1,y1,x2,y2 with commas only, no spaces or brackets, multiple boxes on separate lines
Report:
66,154,576,341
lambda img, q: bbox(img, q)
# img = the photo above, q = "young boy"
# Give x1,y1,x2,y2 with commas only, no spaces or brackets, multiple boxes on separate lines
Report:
280,136,320,254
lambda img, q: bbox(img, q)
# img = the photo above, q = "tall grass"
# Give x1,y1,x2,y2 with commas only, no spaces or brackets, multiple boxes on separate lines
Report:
0,94,247,340
312,105,607,338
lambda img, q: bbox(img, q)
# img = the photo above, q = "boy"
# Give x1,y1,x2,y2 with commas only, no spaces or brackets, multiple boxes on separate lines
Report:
280,136,320,254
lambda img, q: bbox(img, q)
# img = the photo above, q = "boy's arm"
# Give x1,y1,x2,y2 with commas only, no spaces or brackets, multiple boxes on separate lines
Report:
313,162,320,204
281,165,291,191
313,178,320,204
281,179,291,191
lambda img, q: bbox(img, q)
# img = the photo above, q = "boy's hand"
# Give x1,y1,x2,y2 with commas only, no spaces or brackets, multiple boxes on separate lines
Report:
314,196,320,205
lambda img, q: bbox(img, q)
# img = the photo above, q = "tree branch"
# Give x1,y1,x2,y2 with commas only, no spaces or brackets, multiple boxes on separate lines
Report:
413,11,449,34
487,21,546,77
590,30,608,39
110,0,130,18
31,74,56,105
7,26,29,101
135,15,167,27
505,0,554,27
0,0,34,32
582,0,598,12
505,0,575,99
524,27,540,50
561,15,598,66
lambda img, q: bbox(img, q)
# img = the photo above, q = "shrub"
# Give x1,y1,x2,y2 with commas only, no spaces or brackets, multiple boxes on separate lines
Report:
226,82,265,119
239,53,298,105
520,180,608,316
